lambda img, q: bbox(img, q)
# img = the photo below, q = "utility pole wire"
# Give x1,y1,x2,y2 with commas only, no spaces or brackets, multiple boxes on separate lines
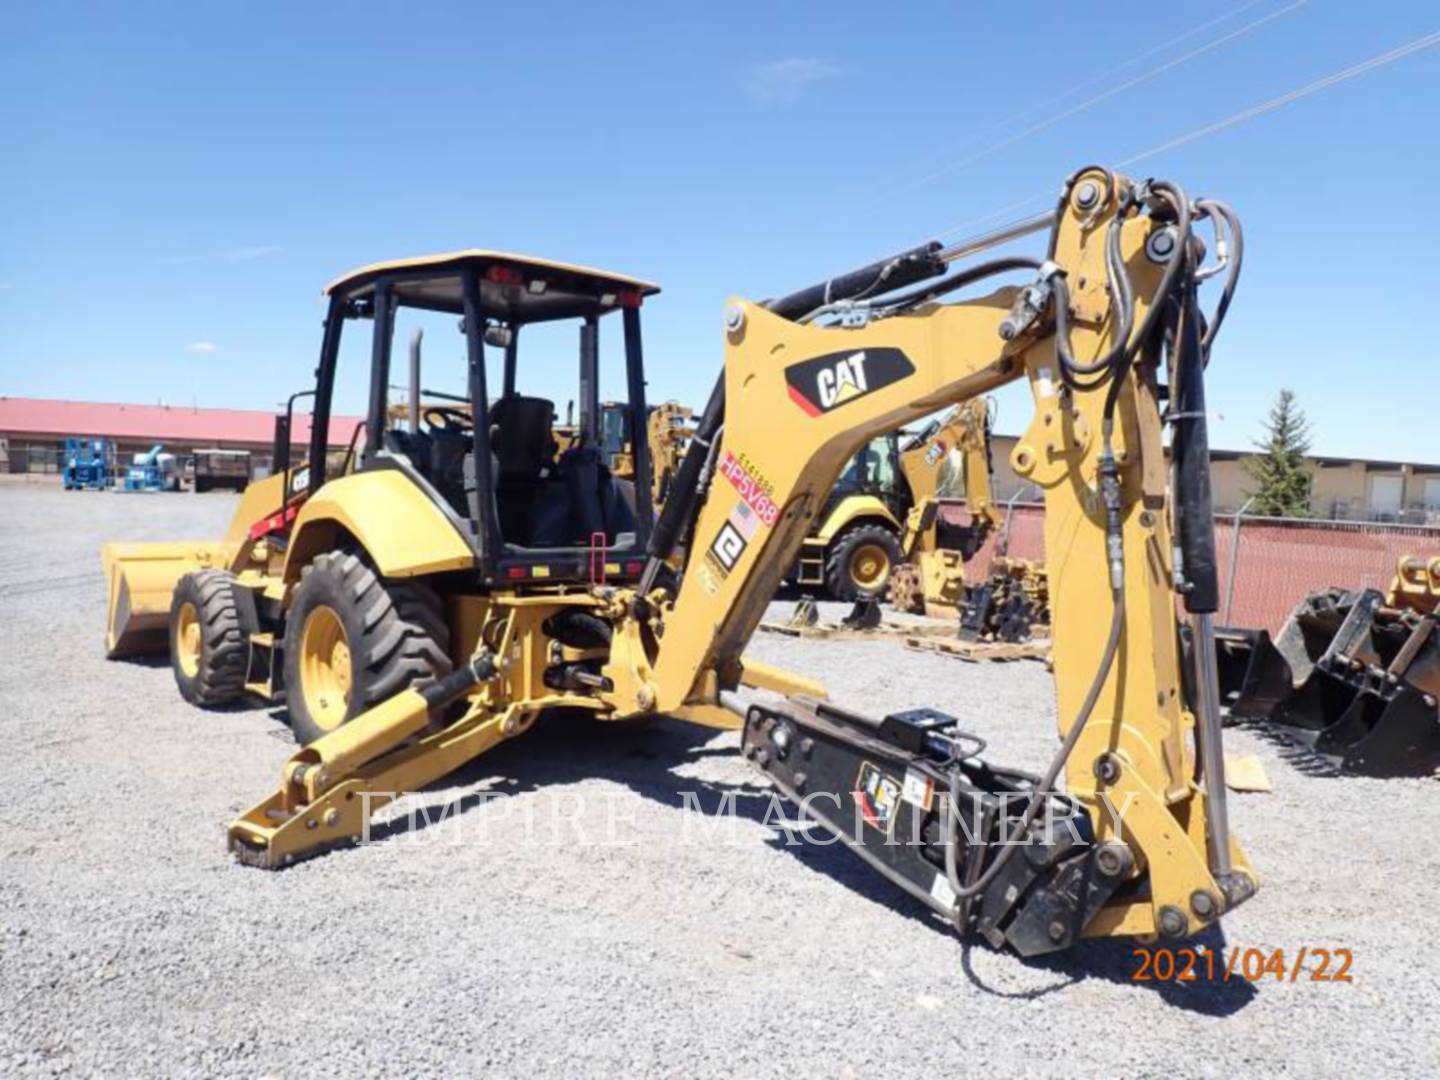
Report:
931,27,1440,243
1118,29,1440,167
900,0,1308,193
899,0,1276,177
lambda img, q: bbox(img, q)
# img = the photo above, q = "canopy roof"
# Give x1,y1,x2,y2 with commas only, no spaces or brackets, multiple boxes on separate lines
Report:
324,250,660,323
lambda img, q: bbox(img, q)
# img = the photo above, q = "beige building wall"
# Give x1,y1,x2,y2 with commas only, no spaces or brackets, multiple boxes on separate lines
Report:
984,433,1439,523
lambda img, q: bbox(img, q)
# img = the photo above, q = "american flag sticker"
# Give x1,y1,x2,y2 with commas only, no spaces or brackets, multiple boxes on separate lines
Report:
728,499,759,541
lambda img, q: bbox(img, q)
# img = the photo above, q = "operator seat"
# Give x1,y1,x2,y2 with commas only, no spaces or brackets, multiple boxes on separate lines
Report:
489,395,558,545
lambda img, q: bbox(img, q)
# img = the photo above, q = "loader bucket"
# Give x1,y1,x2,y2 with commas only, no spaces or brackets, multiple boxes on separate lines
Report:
102,541,223,657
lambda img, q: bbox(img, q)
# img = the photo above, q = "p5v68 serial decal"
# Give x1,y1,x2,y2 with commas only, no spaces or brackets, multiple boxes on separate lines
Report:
784,347,915,417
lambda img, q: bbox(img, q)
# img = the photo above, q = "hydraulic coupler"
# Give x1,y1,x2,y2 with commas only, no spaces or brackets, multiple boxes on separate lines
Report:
741,699,1134,956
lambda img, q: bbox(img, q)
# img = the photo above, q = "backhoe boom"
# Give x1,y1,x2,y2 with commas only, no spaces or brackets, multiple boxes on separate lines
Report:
603,167,1255,947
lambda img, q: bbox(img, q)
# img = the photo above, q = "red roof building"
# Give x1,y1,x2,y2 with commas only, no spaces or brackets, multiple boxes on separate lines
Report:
0,397,364,475
0,397,361,448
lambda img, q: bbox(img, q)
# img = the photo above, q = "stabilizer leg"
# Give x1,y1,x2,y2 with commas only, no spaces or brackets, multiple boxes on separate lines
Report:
229,655,505,867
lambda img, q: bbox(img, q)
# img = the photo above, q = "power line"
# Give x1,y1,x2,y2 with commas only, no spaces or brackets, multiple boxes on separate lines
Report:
1118,29,1440,166
898,0,1277,177
932,27,1440,242
901,0,1308,192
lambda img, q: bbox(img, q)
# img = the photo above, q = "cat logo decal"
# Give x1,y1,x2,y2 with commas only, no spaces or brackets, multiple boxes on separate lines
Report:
784,347,914,417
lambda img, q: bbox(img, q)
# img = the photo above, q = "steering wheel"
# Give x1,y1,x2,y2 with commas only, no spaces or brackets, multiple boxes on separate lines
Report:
423,406,472,433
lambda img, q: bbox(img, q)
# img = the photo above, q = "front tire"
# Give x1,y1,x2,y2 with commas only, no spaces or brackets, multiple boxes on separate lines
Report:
170,570,248,707
826,524,902,601
283,551,452,746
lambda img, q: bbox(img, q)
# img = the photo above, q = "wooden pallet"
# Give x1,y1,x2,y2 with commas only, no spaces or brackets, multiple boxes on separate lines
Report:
901,635,1051,664
757,618,956,642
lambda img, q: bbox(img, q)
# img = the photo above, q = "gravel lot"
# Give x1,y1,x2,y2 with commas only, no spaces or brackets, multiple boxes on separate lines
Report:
2,481,1436,1077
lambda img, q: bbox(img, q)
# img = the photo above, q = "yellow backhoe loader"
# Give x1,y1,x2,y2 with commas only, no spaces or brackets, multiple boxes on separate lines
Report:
789,433,909,600
602,400,694,506
887,399,999,616
105,166,1257,955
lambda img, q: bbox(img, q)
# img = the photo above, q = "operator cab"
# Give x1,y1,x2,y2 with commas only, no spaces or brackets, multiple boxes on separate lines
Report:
821,433,911,523
309,250,660,585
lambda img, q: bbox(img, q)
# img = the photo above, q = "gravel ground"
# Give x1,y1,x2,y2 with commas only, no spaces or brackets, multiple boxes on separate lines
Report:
2,482,1436,1077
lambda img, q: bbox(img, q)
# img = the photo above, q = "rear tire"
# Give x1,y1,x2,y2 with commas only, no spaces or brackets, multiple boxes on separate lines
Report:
826,524,902,601
170,570,248,707
283,551,452,746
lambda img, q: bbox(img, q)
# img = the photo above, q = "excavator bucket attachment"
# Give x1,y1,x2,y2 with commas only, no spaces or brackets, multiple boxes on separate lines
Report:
102,541,224,657
1212,627,1295,722
786,597,820,629
1220,588,1440,777
840,597,882,630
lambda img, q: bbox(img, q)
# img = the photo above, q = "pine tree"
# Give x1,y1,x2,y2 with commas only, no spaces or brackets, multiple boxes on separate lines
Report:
1245,388,1314,517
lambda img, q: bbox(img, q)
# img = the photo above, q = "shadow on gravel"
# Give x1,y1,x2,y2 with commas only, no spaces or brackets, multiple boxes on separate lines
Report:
354,711,1260,1013
120,654,172,670
366,710,948,925
960,926,1260,1015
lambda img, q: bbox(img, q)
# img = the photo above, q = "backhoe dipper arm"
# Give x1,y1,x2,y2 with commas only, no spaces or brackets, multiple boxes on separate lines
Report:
605,167,1255,950
896,399,998,557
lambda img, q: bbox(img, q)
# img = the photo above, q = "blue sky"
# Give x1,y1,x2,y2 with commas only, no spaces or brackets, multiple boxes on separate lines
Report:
2,1,1437,460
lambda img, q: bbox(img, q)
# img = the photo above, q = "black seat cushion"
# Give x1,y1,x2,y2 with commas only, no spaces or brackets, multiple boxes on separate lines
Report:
490,396,556,485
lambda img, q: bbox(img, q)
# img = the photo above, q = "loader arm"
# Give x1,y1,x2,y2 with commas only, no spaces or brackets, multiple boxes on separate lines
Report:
602,167,1255,948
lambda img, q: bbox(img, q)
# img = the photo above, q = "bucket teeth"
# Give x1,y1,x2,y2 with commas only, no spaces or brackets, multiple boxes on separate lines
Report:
1220,587,1440,777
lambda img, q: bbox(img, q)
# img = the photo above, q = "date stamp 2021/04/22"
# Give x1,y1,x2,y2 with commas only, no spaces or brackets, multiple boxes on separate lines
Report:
1132,946,1353,983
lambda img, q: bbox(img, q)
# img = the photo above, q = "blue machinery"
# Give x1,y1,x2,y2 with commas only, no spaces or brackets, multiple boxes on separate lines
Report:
120,444,179,492
62,436,113,490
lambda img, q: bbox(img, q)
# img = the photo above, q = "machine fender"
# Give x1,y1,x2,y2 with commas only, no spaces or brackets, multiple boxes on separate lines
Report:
221,471,292,546
284,471,475,581
810,496,900,545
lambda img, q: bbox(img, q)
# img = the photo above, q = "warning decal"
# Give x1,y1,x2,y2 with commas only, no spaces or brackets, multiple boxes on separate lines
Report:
900,768,934,813
854,762,901,834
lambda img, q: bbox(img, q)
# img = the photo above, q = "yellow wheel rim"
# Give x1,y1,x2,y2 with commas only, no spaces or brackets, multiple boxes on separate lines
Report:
176,601,201,678
299,606,353,733
849,543,891,591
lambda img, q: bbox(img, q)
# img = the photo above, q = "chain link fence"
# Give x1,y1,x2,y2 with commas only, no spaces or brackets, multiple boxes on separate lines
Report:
957,504,1440,634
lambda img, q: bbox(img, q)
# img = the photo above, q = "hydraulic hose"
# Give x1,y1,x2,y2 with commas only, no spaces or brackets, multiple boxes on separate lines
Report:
877,256,1044,314
1053,207,1136,381
1054,179,1195,392
944,575,1126,914
1195,199,1243,354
